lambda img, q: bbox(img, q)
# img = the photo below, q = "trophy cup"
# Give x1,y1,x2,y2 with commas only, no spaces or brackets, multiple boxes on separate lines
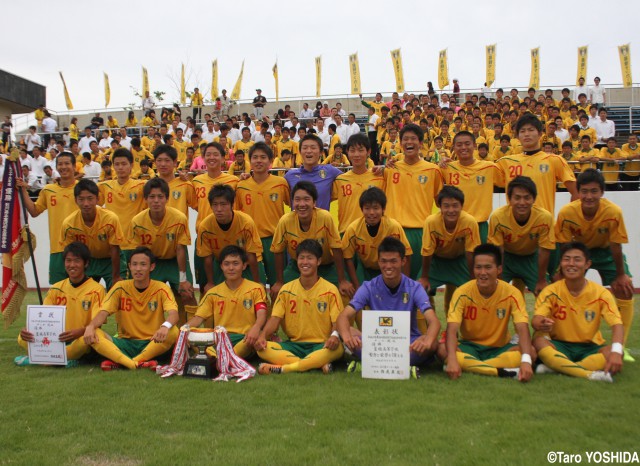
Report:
183,329,217,379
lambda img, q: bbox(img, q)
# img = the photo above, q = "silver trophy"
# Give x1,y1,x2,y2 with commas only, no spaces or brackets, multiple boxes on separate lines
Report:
183,330,217,379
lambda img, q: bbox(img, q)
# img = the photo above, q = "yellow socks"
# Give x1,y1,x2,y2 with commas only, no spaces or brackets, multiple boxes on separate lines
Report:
538,346,592,379
616,298,634,345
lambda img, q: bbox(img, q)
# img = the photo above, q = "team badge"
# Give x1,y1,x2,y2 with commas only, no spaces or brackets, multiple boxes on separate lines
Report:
402,293,409,304
379,317,393,327
236,239,245,248
172,191,181,200
317,302,327,313
316,238,324,246
539,164,550,173
129,193,138,201
97,233,107,242
81,300,91,311
597,227,609,234
584,310,596,322
529,232,539,240
243,299,252,310
417,175,428,184
166,233,175,241
319,170,326,179
270,193,278,202
496,308,506,319
148,301,158,312
476,175,486,185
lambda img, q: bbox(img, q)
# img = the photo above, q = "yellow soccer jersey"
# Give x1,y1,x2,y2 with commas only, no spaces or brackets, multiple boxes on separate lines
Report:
622,143,640,176
134,169,156,180
578,127,597,146
235,175,290,238
362,100,387,117
192,172,239,230
323,154,349,166
380,140,401,160
173,139,191,163
555,198,628,249
141,135,154,152
488,205,555,255
69,124,79,141
541,134,561,152
271,208,341,264
196,210,263,261
166,177,197,219
488,136,502,154
44,278,106,331
384,160,444,228
496,152,576,214
195,279,267,334
101,279,177,340
331,170,385,233
275,138,298,159
599,148,623,184
98,178,147,249
421,210,480,259
131,147,153,175
328,134,342,157
60,207,124,259
573,149,598,172
213,136,233,151
129,207,191,259
272,277,342,343
233,140,255,158
342,216,412,269
228,162,251,176
534,280,622,345
33,182,79,254
448,279,529,347
442,160,504,223
271,156,294,176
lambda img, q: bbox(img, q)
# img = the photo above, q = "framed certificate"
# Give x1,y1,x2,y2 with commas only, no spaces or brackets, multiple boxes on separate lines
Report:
361,310,411,380
27,305,67,365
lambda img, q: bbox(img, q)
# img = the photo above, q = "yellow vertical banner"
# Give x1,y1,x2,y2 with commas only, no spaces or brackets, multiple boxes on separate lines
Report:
486,44,496,86
273,61,279,102
104,72,110,107
211,59,218,99
619,44,632,88
231,60,244,101
315,56,322,97
58,71,73,110
142,66,149,96
529,48,540,90
390,48,404,93
438,49,449,89
349,53,361,94
180,63,186,104
577,46,588,85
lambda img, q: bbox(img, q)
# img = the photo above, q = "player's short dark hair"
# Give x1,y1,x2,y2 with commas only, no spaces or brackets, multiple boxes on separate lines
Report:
205,142,226,156
515,113,543,134
345,132,370,152
128,246,157,265
296,239,323,259
56,151,76,168
74,178,99,198
560,241,591,262
477,143,489,151
399,123,424,143
299,134,323,152
249,141,274,160
291,181,318,202
154,144,178,161
62,241,91,265
562,141,573,149
140,158,150,167
208,183,235,205
472,243,502,267
507,175,537,199
453,130,474,144
577,168,605,192
436,185,464,207
143,177,170,198
359,187,386,210
219,245,248,264
131,137,141,148
378,236,406,258
112,148,133,164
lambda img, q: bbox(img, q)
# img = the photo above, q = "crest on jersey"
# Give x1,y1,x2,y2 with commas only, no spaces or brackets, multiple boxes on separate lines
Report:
243,299,252,310
148,301,158,312
476,175,486,185
529,232,540,240
319,170,326,179
379,316,393,326
496,308,506,319
417,175,428,184
172,191,181,200
539,164,550,173
97,233,108,242
129,193,138,201
81,300,91,311
597,227,609,234
166,233,175,241
236,238,245,248
317,301,327,313
455,236,465,243
270,193,278,202
402,293,409,304
584,310,596,322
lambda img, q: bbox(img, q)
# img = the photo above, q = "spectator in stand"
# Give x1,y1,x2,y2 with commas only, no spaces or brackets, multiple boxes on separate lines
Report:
142,91,155,111
30,146,49,178
427,82,435,97
1,115,13,149
589,77,606,108
219,89,232,115
313,101,323,118
81,152,102,180
24,126,41,154
78,127,97,153
41,111,57,148
125,111,138,128
320,101,331,118
91,113,104,128
593,108,615,149
453,79,460,99
574,77,589,103
253,89,267,119
300,103,314,121
191,87,203,121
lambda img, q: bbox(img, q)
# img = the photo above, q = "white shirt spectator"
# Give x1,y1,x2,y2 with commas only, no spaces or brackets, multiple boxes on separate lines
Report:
78,136,97,153
202,130,217,143
142,97,155,111
335,124,350,144
24,171,43,192
83,161,102,179
481,86,492,98
119,136,132,150
98,137,113,150
25,133,42,152
347,122,361,138
228,128,242,144
593,118,615,145
41,117,57,133
336,108,347,117
252,132,267,143
30,154,50,177
300,108,314,119
555,128,569,143
589,85,606,105
316,129,330,148
574,85,589,102
324,117,336,129
366,113,380,133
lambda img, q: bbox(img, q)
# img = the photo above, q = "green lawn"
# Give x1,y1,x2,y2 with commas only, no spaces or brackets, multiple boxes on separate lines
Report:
1,292,638,466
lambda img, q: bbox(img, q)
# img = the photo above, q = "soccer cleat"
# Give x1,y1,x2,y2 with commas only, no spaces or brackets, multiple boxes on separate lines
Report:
588,371,613,383
14,355,30,366
321,363,333,374
258,363,282,375
535,363,556,375
137,360,158,370
410,366,420,379
101,360,122,371
347,361,361,373
623,349,635,363
497,367,520,378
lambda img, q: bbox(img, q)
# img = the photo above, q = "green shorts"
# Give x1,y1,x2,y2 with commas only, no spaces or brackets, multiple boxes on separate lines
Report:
355,260,381,284
503,251,540,293
458,340,516,361
403,228,423,280
49,252,65,285
228,333,245,346
279,341,325,359
589,248,632,286
551,339,604,362
478,221,488,244
284,260,339,287
261,237,276,286
151,257,194,291
111,337,150,358
425,255,471,289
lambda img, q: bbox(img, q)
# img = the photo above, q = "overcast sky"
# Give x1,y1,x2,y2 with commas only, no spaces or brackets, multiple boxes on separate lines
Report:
4,0,638,113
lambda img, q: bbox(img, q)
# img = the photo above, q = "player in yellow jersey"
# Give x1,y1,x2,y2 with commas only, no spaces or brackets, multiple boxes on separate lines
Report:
227,150,251,176
379,127,401,165
621,134,640,190
196,184,265,291
383,124,444,280
130,138,153,177
331,133,385,234
419,186,480,314
577,115,597,147
532,242,623,382
83,247,180,371
442,244,534,382
554,169,635,362
573,135,599,172
186,246,268,358
488,176,555,296
16,242,106,367
274,127,299,162
236,142,290,285
141,127,156,152
597,137,624,189
233,127,255,160
59,179,124,289
172,128,191,163
496,114,577,215
256,239,344,374
343,187,412,286
359,92,387,117
17,152,79,284
323,143,349,166
153,144,197,219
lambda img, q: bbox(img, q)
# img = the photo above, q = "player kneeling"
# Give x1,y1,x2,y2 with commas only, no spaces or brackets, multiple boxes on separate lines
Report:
16,242,106,367
185,245,268,359
255,239,344,374
441,244,534,382
83,247,180,370
532,242,624,382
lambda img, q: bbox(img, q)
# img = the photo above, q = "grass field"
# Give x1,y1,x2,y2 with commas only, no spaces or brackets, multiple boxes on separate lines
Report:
1,291,638,466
